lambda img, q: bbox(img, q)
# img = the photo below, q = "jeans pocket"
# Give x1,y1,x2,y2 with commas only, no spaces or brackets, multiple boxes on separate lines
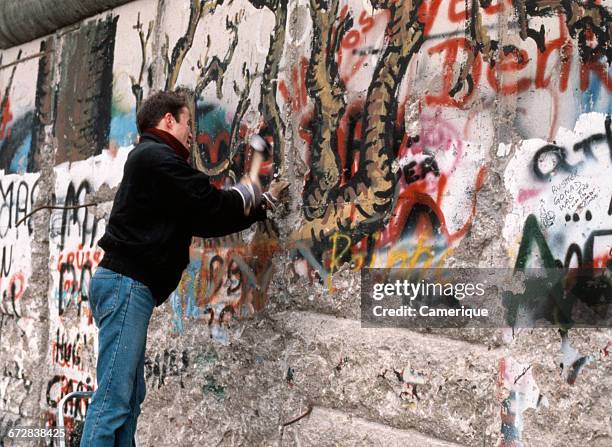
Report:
90,271,121,321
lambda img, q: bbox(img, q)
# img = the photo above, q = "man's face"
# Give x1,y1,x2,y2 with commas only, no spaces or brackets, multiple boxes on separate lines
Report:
167,106,193,148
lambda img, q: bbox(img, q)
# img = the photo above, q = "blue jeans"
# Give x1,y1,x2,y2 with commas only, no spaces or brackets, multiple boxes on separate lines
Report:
81,267,155,447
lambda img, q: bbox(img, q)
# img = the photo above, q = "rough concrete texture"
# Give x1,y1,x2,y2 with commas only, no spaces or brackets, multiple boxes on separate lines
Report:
0,0,133,49
0,0,611,446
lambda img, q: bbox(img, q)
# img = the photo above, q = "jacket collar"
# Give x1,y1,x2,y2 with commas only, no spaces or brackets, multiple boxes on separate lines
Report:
141,128,190,161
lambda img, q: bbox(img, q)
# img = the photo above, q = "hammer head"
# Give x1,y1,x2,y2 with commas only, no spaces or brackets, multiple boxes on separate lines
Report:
248,134,271,182
249,134,270,154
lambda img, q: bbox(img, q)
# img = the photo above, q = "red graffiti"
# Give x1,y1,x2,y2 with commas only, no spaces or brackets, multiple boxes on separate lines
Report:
336,8,389,86
418,0,443,37
196,129,231,165
418,0,511,37
0,95,13,140
8,272,25,301
487,46,531,95
56,245,102,272
426,38,482,107
278,57,309,113
448,0,511,23
0,271,26,305
181,239,280,313
580,61,612,92
426,24,609,107
535,16,572,92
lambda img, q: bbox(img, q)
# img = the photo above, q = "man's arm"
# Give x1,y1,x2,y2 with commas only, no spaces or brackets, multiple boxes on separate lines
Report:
148,147,265,237
197,203,267,238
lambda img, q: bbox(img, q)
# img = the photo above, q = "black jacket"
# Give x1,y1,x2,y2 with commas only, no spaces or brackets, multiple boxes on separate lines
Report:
98,131,266,305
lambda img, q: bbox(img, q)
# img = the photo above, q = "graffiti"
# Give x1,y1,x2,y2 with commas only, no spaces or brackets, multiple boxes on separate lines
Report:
497,357,546,447
298,0,425,249
171,238,278,334
0,245,11,278
0,177,40,237
55,244,101,317
0,39,51,173
337,7,389,86
0,50,20,152
54,16,118,164
144,349,190,389
249,0,288,177
278,57,309,113
0,91,13,141
51,328,90,371
0,0,610,443
560,330,595,386
163,0,225,91
416,1,612,111
52,180,101,251
46,374,94,418
515,214,612,269
531,116,612,181
129,12,154,116
194,14,242,100
508,114,612,271
0,272,26,317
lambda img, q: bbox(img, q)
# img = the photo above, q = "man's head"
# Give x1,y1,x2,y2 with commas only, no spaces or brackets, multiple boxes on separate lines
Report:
137,91,193,148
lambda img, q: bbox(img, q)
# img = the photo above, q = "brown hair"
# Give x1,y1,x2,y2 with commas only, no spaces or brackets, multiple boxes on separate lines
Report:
136,90,189,132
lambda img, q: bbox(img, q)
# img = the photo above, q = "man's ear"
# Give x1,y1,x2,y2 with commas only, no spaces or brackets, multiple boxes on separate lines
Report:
165,112,174,128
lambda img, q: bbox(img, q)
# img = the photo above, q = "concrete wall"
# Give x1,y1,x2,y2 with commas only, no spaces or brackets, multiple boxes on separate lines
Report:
0,0,611,445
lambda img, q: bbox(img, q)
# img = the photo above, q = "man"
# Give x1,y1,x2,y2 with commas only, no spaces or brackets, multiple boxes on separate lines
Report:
80,90,286,446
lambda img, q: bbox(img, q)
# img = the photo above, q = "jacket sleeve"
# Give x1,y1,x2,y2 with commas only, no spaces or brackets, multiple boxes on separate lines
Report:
148,148,266,238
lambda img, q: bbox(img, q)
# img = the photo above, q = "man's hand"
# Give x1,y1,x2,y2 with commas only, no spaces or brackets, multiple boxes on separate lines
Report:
267,179,289,199
262,179,289,211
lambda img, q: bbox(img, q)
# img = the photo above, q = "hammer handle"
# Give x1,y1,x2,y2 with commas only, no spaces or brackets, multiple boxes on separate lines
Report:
249,150,263,182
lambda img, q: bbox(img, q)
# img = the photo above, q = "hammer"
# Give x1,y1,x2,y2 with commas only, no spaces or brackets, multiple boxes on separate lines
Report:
248,134,270,183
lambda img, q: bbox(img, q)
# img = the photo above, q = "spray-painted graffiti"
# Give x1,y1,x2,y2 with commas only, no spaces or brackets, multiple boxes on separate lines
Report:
0,37,52,174
44,150,131,434
171,237,278,341
51,327,91,372
54,16,118,165
505,113,612,270
144,349,190,389
497,356,546,447
45,374,94,422
0,174,39,318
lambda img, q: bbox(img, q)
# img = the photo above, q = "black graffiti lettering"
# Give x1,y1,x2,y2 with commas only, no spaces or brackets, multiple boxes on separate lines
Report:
0,245,12,278
208,255,224,297
78,261,92,315
0,181,13,238
0,277,20,318
14,181,29,229
144,349,189,389
532,145,576,180
402,155,440,185
605,115,612,161
46,375,93,420
573,132,608,159
535,120,612,180
54,328,86,369
0,178,39,236
60,180,100,250
226,259,242,295
402,161,419,184
58,262,77,316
